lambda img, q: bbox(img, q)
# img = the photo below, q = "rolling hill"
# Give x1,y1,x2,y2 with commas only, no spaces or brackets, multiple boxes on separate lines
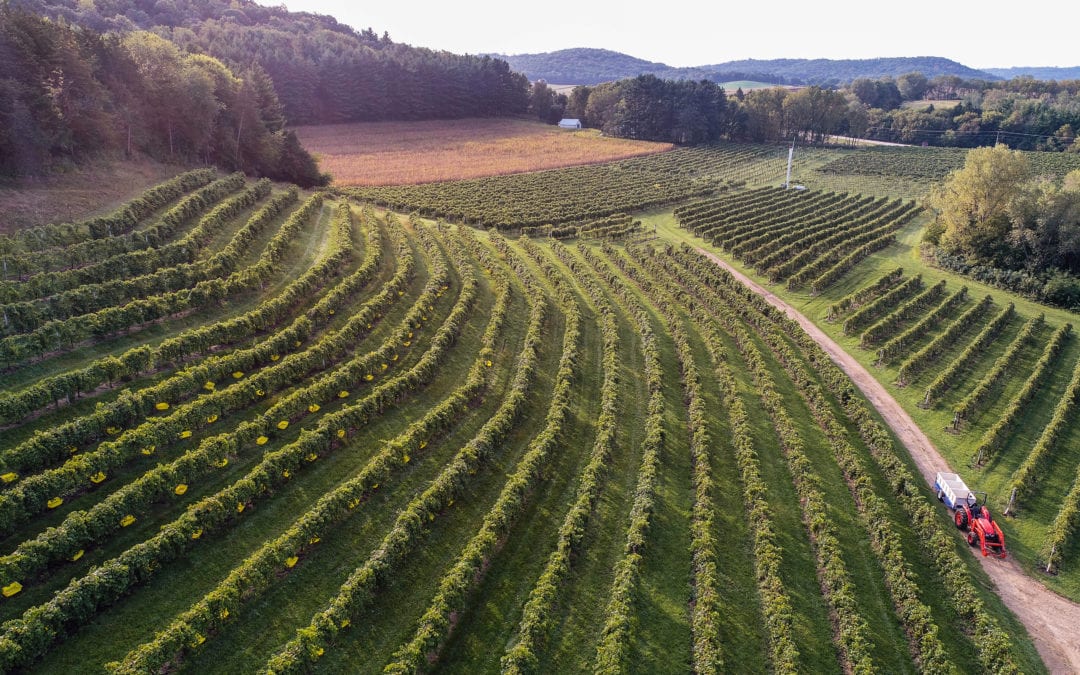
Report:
498,48,999,85
982,66,1080,80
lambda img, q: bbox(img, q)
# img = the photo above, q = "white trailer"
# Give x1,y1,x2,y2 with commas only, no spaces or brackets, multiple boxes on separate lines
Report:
934,471,975,511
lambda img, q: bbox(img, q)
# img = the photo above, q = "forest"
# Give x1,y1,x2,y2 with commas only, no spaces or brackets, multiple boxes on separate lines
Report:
0,8,325,184
924,145,1080,305
854,75,1080,151
557,73,1080,152
560,76,852,146
10,0,532,126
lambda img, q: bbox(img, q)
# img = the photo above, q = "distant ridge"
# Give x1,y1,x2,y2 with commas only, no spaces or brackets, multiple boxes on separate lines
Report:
497,48,999,85
982,66,1080,80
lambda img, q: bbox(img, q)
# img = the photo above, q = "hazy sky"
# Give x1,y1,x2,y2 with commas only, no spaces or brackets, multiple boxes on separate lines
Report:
256,1,1075,69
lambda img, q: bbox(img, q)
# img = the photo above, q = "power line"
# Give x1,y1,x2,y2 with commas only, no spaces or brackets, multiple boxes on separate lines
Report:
862,126,1073,143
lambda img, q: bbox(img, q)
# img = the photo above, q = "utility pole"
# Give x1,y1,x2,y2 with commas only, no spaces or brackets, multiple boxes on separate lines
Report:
785,137,795,189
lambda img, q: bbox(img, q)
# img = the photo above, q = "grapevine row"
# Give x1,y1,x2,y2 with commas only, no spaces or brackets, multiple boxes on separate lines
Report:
501,241,621,673
827,267,904,321
682,261,879,673
730,194,869,258
0,214,418,583
970,323,1071,466
757,199,908,278
351,145,759,228
259,230,554,672
110,226,513,673
0,202,383,427
896,294,992,385
0,208,406,541
0,220,479,671
695,191,833,248
800,209,918,294
860,280,947,347
876,286,969,365
921,303,1014,406
607,246,729,672
1,174,247,301
0,169,217,259
1005,355,1080,510
842,274,922,335
791,227,903,292
951,314,1044,428
1042,462,1080,573
671,246,1020,673
707,191,848,251
0,195,332,476
639,247,951,671
0,182,302,365
382,237,583,672
581,244,666,673
2,186,295,333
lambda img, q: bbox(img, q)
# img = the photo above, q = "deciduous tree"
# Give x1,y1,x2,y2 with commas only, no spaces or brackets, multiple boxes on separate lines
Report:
929,144,1031,263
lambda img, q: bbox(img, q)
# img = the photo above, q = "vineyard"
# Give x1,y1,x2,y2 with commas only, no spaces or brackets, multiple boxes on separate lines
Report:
0,170,1046,673
816,145,1080,183
346,144,803,229
822,267,1080,577
660,172,1080,601
674,187,919,294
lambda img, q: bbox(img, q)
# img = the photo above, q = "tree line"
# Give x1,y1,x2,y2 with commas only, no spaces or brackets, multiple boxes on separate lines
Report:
13,0,532,127
850,74,1080,151
553,72,1080,155
556,75,854,146
0,9,325,185
925,145,1080,307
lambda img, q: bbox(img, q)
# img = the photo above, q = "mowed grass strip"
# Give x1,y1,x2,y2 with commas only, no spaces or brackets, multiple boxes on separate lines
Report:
600,245,708,669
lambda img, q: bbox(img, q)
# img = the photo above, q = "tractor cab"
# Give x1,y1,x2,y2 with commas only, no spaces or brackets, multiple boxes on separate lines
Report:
934,473,1007,559
954,491,1006,558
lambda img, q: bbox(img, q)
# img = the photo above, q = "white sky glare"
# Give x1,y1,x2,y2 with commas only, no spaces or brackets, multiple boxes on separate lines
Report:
257,0,1076,69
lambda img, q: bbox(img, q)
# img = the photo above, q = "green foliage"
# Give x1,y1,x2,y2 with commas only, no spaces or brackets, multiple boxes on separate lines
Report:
0,9,325,185
928,145,1031,262
827,267,904,321
0,175,1053,673
896,293,992,385
352,146,773,229
922,302,1014,406
0,169,216,258
969,323,1070,466
670,247,1022,673
951,314,1044,428
674,187,917,295
578,75,730,144
15,0,530,127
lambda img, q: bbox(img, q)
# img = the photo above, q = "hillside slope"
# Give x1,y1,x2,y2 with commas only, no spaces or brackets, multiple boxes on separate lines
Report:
983,66,1080,80
9,0,530,126
499,48,997,85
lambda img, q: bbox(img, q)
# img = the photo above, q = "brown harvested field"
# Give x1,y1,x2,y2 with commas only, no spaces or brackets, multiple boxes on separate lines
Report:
0,158,183,234
293,117,674,186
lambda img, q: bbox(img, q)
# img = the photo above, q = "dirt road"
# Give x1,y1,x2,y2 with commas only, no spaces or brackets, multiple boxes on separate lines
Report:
698,248,1080,674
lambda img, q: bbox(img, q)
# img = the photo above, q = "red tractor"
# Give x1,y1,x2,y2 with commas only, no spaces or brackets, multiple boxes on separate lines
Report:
953,492,1007,559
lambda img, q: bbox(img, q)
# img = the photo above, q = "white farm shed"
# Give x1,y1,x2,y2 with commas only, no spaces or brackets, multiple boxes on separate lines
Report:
558,118,582,129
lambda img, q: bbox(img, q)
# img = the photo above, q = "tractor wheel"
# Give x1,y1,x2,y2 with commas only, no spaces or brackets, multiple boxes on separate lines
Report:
967,530,978,547
955,510,968,530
